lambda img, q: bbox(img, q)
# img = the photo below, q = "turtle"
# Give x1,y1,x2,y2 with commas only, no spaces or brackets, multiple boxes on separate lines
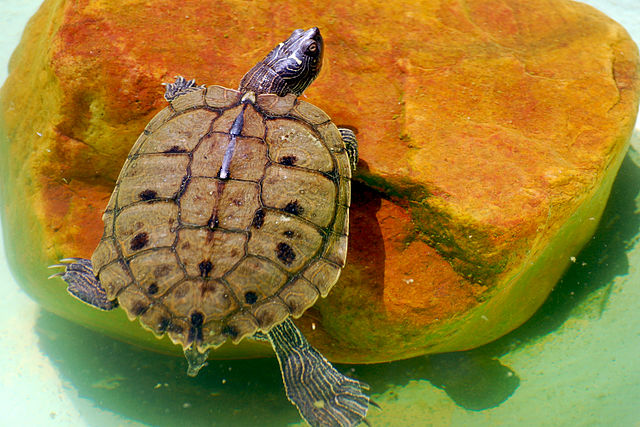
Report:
49,27,370,427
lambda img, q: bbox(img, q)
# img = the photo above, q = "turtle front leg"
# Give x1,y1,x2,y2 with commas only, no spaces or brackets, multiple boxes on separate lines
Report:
48,258,117,311
163,76,206,102
338,128,358,172
268,318,369,427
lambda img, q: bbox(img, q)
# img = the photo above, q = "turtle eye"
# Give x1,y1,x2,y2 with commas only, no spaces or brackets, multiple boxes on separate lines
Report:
305,42,319,56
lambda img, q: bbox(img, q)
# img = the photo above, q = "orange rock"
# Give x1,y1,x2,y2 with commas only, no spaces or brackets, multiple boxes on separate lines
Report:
0,0,638,362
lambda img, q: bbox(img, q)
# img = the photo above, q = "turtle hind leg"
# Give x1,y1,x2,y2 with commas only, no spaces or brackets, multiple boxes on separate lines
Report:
268,318,369,427
163,76,205,102
48,258,117,311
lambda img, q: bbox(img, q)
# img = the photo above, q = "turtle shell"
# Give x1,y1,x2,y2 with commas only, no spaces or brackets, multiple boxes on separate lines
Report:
89,85,351,351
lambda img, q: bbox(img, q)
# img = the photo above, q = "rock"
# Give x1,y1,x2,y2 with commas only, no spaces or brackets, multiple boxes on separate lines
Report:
0,0,638,362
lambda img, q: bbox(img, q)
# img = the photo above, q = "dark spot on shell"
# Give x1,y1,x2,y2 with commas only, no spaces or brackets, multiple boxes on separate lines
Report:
139,189,157,201
191,311,204,327
284,200,303,216
244,291,258,305
190,312,205,340
199,260,213,278
188,326,203,343
207,215,219,229
279,155,297,166
147,283,159,295
252,209,265,229
276,242,295,265
130,232,149,250
168,323,184,334
158,317,171,333
131,302,149,316
164,145,188,153
222,325,238,339
283,230,294,238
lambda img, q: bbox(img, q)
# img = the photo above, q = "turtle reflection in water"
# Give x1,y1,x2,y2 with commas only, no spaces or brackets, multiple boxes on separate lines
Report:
50,28,370,426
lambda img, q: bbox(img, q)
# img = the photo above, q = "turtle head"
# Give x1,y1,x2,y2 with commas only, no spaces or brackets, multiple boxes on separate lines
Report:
239,27,324,97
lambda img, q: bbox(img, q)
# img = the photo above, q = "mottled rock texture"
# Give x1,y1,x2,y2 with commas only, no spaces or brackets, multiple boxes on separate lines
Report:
1,0,638,362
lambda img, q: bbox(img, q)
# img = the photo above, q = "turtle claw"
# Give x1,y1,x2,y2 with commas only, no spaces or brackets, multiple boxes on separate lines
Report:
59,257,84,263
48,263,69,269
47,271,65,280
48,261,72,279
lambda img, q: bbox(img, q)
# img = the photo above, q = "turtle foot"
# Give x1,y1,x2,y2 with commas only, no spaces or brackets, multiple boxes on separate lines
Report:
268,318,370,427
338,127,358,172
48,258,117,311
163,75,205,102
